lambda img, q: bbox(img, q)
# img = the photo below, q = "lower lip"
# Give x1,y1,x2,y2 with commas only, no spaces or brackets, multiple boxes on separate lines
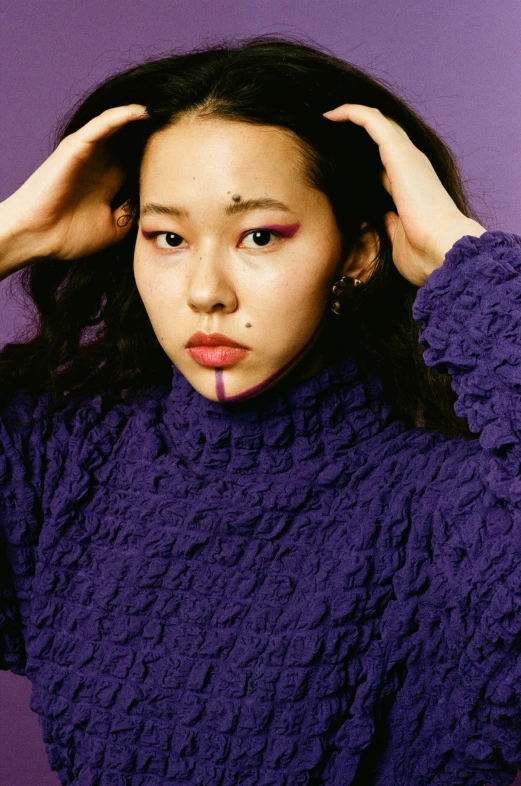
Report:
187,346,249,367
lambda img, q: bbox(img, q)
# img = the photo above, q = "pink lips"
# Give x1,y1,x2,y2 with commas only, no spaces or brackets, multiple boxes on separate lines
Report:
186,332,249,349
188,346,249,367
186,332,250,367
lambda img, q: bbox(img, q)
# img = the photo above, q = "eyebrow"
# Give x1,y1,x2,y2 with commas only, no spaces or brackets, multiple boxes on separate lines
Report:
141,197,293,218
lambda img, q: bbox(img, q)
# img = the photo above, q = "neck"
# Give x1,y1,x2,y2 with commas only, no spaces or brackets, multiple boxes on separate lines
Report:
162,342,394,472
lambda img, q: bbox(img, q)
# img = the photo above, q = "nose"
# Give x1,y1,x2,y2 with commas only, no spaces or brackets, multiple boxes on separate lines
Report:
186,248,238,314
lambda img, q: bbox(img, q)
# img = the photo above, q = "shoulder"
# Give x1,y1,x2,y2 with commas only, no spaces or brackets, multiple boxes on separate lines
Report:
0,381,168,492
359,417,481,506
45,382,167,457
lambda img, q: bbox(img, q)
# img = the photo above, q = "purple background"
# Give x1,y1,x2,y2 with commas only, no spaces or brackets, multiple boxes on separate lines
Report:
1,2,520,784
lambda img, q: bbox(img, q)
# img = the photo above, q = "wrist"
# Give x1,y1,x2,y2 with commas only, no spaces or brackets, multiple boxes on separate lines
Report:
0,198,42,280
437,218,487,262
417,219,488,287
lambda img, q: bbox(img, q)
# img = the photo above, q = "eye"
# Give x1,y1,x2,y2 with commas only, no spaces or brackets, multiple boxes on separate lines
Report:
143,228,282,251
240,229,281,248
154,232,187,249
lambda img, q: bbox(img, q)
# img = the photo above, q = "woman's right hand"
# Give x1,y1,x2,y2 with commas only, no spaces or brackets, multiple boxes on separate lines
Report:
0,104,148,277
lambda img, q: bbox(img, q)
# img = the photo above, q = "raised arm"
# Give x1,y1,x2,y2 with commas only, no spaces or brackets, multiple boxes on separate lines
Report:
362,230,521,785
413,230,521,498
0,103,147,281
323,103,521,783
0,104,148,672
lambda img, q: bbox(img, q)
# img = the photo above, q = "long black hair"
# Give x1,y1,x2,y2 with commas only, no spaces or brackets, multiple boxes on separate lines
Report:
0,34,483,437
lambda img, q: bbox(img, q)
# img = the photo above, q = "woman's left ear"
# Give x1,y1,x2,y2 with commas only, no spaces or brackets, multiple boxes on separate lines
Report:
340,222,380,283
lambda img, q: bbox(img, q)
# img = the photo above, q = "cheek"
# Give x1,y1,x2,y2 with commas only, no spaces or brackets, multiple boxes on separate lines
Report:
249,274,330,354
277,268,331,318
134,276,171,341
256,258,330,310
134,255,182,315
133,253,150,300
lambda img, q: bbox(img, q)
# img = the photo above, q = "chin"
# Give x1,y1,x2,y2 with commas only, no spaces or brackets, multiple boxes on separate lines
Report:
185,365,273,404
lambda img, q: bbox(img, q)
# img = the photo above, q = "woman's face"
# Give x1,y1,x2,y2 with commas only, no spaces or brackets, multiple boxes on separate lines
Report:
134,114,353,402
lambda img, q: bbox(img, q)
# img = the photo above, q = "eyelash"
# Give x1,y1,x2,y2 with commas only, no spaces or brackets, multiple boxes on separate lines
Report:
145,228,283,251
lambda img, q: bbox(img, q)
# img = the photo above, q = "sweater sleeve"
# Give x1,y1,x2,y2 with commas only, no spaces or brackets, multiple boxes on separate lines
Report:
413,230,521,501
377,231,521,785
0,389,50,676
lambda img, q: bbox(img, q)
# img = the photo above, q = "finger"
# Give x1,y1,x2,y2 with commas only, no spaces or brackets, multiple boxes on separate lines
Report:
111,201,135,243
323,104,422,191
71,104,149,146
113,199,134,226
323,104,411,145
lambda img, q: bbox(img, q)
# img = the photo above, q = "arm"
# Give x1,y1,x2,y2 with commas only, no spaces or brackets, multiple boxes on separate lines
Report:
0,104,148,668
0,103,148,282
0,200,43,281
322,104,521,783
0,390,48,674
376,231,521,785
413,229,521,501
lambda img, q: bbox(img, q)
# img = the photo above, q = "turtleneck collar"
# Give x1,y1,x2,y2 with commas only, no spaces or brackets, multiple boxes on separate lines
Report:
156,352,393,472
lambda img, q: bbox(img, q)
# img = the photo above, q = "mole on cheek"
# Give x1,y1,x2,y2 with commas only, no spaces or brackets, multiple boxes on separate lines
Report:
245,323,252,328
215,319,324,403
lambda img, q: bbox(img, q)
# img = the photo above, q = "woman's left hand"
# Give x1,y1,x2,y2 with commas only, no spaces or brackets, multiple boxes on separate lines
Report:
323,104,487,286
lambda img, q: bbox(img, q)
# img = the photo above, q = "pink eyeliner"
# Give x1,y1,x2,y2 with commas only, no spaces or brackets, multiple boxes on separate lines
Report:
255,222,300,237
141,224,300,239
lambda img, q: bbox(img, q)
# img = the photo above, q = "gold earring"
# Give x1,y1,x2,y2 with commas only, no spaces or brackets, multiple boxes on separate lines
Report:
329,256,378,315
330,277,363,315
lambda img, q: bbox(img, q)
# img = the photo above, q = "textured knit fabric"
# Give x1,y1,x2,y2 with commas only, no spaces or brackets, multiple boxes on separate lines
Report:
1,230,521,786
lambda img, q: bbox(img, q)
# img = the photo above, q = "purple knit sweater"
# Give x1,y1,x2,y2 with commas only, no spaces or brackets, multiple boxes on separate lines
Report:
2,230,521,786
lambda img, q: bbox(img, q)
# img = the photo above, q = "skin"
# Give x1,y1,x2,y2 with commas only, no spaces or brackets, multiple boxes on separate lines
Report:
133,115,378,403
0,101,487,393
322,104,487,284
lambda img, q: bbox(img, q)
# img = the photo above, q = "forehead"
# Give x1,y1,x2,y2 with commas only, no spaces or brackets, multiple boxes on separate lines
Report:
140,116,309,184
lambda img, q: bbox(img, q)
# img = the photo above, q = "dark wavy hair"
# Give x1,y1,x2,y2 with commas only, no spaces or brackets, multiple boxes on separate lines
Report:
1,34,482,437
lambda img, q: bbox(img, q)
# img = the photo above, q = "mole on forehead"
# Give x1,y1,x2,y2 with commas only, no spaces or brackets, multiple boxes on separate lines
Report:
231,194,241,202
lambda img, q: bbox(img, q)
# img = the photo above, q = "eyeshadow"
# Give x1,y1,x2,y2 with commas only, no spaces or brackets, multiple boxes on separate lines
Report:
257,222,300,238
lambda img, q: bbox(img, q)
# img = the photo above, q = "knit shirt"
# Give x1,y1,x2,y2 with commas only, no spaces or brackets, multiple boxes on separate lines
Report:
2,231,521,786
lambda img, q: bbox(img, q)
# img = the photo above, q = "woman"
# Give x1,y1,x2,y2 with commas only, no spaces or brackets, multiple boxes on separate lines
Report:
0,35,519,786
